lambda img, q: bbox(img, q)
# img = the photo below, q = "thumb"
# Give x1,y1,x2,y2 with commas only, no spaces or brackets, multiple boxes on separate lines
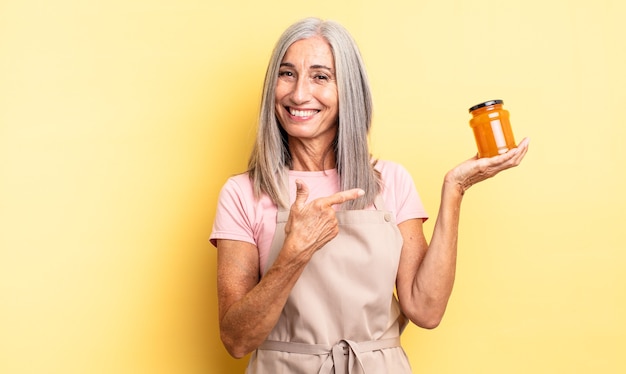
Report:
293,179,309,208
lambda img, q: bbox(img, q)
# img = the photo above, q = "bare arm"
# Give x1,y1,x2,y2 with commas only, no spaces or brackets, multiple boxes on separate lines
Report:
216,181,365,358
396,138,529,328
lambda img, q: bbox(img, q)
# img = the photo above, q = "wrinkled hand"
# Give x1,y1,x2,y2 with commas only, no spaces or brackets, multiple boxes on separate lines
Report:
447,137,530,194
284,180,364,256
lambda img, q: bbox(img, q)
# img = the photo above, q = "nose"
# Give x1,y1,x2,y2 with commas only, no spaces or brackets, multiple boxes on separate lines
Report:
291,76,312,104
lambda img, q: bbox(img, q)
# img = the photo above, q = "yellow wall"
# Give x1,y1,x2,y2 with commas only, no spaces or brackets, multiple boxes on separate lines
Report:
1,0,624,373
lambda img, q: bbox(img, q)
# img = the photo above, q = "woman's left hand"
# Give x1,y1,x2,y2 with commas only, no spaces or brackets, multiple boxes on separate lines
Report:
446,137,530,195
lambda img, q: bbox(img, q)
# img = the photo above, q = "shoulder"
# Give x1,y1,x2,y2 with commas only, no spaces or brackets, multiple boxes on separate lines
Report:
374,159,411,175
214,172,259,215
224,172,253,190
219,172,254,198
374,159,414,187
218,171,278,214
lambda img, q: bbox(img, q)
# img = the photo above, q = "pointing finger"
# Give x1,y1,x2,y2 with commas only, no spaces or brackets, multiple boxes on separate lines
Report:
319,188,365,207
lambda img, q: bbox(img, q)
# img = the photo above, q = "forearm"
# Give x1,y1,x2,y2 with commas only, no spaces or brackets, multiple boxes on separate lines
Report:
218,240,311,358
410,175,463,326
420,176,463,292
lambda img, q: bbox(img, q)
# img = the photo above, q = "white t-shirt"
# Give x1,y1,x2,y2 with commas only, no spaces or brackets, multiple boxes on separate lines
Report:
210,160,428,274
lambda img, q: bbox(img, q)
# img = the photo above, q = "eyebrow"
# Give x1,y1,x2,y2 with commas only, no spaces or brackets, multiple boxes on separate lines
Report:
280,62,334,72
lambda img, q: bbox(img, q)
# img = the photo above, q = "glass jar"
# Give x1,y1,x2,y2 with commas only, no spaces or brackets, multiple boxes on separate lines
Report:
468,99,516,158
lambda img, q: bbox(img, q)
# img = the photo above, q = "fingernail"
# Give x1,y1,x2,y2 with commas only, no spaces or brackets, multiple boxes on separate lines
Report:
357,189,365,196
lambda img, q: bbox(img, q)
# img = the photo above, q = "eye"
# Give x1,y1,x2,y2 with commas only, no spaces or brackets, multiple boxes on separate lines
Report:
278,70,294,78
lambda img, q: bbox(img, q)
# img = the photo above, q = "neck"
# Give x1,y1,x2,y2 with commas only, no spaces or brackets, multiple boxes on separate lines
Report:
288,139,336,171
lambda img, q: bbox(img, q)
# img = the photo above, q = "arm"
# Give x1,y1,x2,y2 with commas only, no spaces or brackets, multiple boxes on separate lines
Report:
216,238,311,358
396,138,529,328
216,181,365,358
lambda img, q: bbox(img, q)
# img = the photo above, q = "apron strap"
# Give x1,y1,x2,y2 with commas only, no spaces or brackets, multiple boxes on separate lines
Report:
258,337,401,374
373,194,385,211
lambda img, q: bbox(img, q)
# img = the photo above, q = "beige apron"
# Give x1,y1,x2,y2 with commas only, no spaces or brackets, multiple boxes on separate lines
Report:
246,194,412,374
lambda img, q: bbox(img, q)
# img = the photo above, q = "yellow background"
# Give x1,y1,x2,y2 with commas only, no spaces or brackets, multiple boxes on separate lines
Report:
1,0,624,373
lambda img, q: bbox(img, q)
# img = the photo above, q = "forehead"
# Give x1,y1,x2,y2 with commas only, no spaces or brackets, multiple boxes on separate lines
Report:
282,36,335,67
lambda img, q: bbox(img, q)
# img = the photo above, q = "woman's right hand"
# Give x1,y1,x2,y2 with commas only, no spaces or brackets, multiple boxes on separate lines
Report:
283,179,364,259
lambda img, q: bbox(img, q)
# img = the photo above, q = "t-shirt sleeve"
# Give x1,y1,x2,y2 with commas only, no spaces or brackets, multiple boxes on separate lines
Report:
380,161,429,224
397,167,428,224
209,176,257,248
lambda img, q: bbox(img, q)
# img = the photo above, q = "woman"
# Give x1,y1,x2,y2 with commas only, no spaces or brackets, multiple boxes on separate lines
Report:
210,17,529,373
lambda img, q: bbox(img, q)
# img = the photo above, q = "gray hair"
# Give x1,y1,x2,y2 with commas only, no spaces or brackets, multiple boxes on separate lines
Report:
248,17,380,210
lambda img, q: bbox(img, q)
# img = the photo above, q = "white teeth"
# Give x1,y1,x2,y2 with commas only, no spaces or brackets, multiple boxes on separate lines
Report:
290,109,317,117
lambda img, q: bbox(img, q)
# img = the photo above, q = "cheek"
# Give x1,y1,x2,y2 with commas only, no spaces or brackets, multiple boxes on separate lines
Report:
324,97,339,116
319,88,338,107
274,79,293,99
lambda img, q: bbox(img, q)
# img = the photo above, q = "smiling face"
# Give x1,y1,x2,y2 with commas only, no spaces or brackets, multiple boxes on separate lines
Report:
274,36,339,147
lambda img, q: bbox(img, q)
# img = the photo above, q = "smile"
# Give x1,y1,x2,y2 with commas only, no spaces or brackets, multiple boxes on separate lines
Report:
289,108,319,118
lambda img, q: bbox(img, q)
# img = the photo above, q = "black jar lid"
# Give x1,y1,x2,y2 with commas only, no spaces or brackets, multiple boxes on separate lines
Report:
469,99,503,113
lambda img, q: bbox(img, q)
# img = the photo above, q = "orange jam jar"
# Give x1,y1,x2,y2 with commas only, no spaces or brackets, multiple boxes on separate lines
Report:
469,99,516,158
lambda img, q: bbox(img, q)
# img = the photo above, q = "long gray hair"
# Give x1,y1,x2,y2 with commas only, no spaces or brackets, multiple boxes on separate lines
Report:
248,17,380,210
